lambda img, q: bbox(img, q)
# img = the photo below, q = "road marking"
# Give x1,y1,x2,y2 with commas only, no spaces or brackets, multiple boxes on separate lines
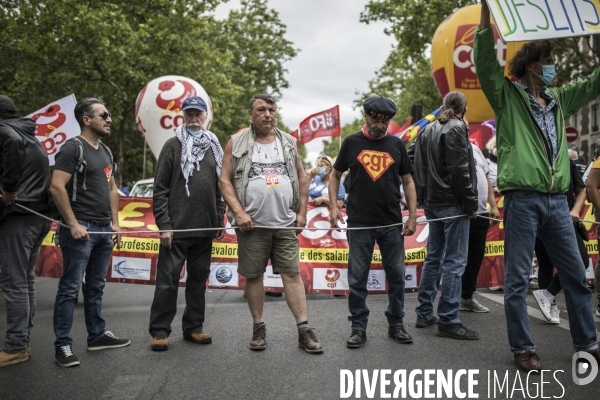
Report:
478,293,571,331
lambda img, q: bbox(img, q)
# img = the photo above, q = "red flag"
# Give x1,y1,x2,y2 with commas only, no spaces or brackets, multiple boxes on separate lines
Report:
387,117,412,135
298,105,341,144
290,129,298,140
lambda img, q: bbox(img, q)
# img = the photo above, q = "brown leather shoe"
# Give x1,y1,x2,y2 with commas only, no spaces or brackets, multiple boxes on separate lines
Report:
250,324,267,350
514,350,541,372
298,327,323,354
0,351,29,367
183,332,212,344
151,334,169,351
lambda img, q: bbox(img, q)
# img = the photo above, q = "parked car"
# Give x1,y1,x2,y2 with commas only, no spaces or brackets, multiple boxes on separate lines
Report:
130,178,154,197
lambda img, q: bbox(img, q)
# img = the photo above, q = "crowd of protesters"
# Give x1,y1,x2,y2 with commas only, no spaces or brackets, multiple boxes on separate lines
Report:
1,0,600,373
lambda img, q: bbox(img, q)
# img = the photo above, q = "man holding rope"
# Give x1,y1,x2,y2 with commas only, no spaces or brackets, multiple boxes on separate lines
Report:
329,95,417,348
50,98,129,367
475,1,599,372
0,95,52,367
149,96,225,351
219,94,322,354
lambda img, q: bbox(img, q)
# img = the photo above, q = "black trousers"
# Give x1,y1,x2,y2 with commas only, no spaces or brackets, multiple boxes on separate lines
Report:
461,213,491,299
149,236,213,337
534,224,588,296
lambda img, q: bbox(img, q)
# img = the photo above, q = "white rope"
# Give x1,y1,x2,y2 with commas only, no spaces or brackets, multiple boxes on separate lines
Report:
1,199,507,234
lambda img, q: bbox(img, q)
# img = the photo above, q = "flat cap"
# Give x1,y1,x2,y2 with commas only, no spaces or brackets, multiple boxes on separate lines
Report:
181,96,207,112
363,96,396,120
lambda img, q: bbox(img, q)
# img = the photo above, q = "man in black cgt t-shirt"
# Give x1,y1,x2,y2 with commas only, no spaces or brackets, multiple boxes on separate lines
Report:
329,96,417,348
50,98,130,368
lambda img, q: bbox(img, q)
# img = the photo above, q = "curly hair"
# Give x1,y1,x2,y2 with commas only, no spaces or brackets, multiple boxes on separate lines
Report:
509,40,553,79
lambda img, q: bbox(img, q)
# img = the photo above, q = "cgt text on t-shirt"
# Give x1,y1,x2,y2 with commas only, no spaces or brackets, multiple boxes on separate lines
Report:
333,132,413,226
54,138,113,224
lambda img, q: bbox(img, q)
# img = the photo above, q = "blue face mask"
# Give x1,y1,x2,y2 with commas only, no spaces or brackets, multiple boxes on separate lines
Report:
535,62,556,86
317,167,328,178
187,127,202,138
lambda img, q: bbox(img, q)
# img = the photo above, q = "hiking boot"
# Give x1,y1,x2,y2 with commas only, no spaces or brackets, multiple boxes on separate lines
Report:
437,323,479,340
388,325,413,344
415,316,438,328
249,324,267,350
0,350,29,367
298,328,323,353
55,345,80,368
549,303,560,325
183,332,212,344
514,350,541,372
532,290,552,321
459,297,489,313
88,331,131,351
151,334,169,351
346,330,367,348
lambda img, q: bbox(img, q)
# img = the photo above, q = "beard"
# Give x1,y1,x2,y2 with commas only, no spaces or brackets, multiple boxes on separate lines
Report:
366,122,386,139
92,124,110,137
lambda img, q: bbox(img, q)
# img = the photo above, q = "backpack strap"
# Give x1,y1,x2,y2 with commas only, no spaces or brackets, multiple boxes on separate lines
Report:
98,141,117,174
70,137,86,202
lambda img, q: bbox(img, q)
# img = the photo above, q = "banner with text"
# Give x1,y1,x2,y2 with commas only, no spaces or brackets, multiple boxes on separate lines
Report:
486,0,600,41
298,105,341,144
34,198,598,293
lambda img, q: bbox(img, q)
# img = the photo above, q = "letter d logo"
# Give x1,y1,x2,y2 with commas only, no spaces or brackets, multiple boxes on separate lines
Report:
572,351,598,385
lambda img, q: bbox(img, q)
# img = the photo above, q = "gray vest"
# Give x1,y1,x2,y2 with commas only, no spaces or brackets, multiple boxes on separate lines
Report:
226,126,300,225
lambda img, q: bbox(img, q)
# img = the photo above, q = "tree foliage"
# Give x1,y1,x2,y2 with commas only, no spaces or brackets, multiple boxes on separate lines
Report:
0,0,297,185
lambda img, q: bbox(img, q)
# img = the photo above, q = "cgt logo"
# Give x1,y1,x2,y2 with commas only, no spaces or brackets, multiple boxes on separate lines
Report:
357,150,394,182
325,269,340,288
572,351,598,385
31,104,67,155
156,79,196,130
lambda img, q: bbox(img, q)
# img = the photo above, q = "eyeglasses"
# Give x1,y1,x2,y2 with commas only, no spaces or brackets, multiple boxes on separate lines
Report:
88,112,111,120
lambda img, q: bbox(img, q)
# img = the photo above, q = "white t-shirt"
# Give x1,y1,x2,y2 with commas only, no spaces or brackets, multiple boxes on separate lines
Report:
245,138,296,226
472,145,490,214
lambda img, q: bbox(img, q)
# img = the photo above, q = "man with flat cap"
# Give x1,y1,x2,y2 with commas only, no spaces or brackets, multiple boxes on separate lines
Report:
149,96,225,351
329,95,417,348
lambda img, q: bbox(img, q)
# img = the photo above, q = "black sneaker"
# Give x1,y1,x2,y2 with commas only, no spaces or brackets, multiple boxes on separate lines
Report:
415,316,438,328
55,345,80,368
437,323,479,340
346,330,367,348
88,331,131,351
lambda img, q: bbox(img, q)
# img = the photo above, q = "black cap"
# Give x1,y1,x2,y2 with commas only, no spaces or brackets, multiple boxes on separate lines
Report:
0,95,17,116
363,96,396,120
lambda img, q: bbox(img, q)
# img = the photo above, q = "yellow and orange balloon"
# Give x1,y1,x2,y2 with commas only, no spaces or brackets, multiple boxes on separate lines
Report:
431,4,526,125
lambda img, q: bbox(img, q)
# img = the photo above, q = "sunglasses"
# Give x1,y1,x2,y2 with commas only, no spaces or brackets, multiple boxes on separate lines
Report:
89,112,111,120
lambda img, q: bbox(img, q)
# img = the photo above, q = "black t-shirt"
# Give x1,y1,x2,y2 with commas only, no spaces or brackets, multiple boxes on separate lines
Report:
568,160,585,211
54,138,113,224
334,131,413,226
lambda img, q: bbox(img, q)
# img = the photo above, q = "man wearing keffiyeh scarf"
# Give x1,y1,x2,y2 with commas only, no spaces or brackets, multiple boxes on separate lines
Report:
149,96,225,352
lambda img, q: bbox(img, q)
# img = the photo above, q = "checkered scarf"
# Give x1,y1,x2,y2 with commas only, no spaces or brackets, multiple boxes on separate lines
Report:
175,124,223,196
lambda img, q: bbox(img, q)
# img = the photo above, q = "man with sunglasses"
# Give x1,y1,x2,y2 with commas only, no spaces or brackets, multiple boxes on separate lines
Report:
329,96,417,348
50,98,129,368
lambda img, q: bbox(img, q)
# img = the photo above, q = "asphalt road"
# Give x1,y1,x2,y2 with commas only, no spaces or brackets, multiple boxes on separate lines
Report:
0,278,599,399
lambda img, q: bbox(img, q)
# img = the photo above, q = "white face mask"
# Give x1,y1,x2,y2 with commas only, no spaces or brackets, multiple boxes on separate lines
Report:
187,128,202,138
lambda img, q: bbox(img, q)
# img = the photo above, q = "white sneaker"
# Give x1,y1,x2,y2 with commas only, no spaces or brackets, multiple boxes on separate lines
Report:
548,302,560,324
595,303,600,317
459,297,489,313
532,290,552,321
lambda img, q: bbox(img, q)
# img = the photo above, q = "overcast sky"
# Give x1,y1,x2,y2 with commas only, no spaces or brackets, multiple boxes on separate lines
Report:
215,0,395,164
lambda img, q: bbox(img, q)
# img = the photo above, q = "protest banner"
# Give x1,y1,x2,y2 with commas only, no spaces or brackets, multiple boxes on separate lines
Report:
298,105,341,144
27,94,79,165
34,198,598,294
486,0,600,42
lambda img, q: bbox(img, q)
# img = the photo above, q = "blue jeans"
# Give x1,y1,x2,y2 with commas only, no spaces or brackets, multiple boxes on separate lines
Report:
504,190,598,354
53,221,114,348
347,226,406,331
416,205,469,325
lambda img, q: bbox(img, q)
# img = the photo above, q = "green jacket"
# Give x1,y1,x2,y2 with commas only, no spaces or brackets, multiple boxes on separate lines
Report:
473,26,600,193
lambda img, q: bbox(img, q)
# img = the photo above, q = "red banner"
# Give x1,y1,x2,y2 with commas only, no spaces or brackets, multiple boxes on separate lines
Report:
35,197,598,293
298,105,341,144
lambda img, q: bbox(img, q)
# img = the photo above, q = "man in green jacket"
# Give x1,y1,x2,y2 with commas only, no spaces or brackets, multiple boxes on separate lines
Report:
474,1,599,372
